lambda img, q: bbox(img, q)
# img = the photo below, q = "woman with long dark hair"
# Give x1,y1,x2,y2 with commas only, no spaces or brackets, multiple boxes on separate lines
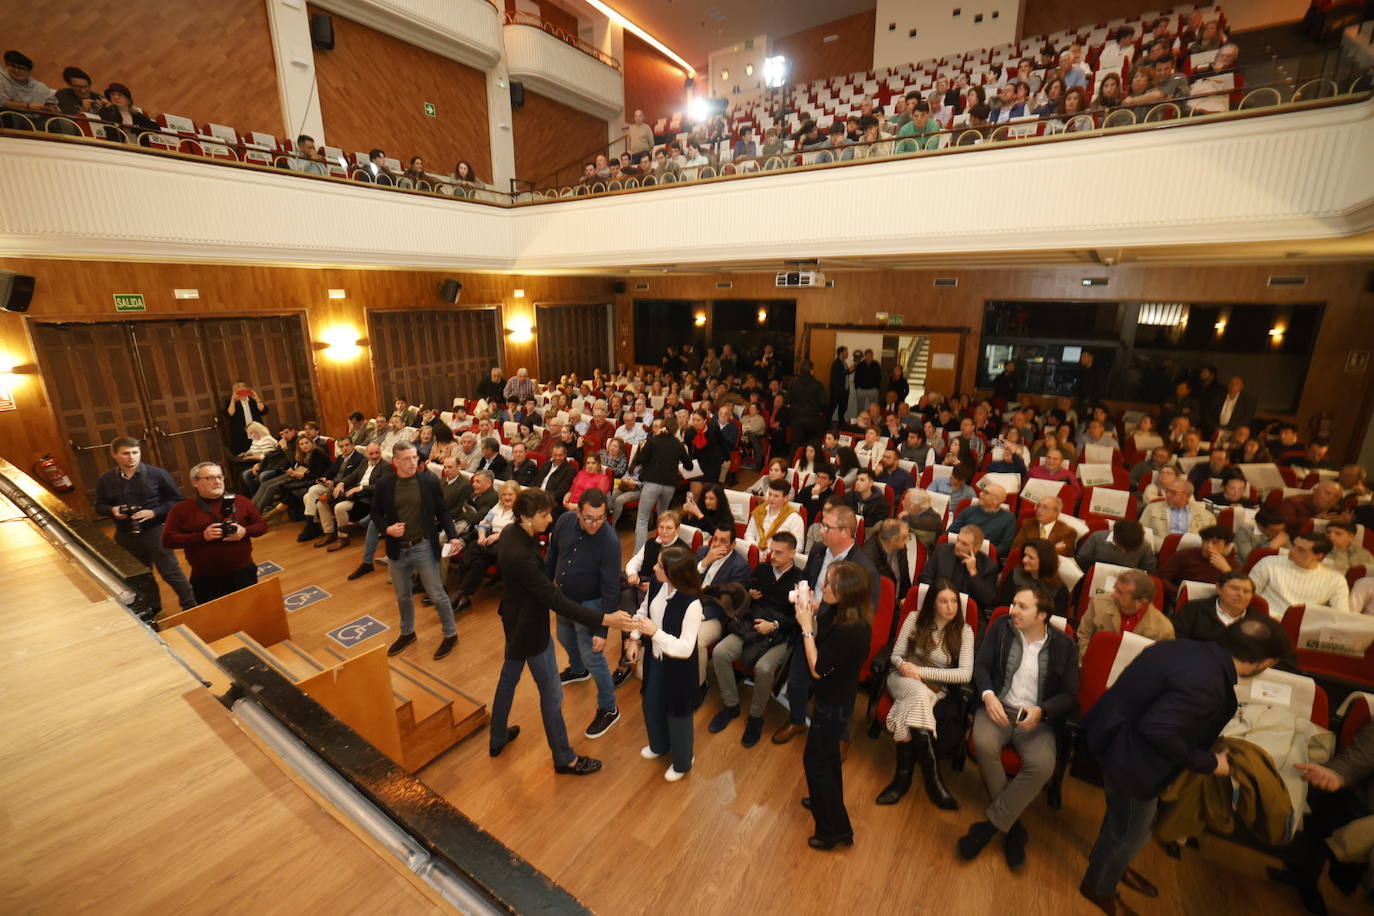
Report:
624,544,704,781
878,578,973,809
997,538,1069,614
795,560,874,849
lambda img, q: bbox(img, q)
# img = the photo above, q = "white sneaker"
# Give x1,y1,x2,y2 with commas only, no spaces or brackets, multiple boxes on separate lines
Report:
640,745,663,759
664,759,694,782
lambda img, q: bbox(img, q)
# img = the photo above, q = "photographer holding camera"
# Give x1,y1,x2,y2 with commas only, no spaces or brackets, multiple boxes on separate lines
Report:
94,436,197,618
162,461,268,604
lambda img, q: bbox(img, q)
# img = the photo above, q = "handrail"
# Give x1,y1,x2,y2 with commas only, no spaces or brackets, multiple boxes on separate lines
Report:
520,131,634,192
503,10,623,73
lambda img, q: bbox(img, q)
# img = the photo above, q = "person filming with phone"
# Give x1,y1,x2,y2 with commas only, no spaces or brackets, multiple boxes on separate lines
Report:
162,461,267,604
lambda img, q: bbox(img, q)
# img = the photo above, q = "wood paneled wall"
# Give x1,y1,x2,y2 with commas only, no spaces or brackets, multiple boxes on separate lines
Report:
512,89,610,184
773,10,878,87
0,258,614,501
622,33,688,124
539,1,580,39
309,6,493,182
8,0,282,136
619,262,1374,461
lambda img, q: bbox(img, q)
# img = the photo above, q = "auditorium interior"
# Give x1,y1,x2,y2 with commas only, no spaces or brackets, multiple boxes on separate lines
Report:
4,0,1374,913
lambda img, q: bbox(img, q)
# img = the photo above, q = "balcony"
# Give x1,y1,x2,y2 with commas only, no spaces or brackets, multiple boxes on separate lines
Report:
312,0,503,69
502,12,624,121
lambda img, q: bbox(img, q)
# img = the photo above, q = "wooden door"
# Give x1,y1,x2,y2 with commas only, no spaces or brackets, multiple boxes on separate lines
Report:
199,316,316,442
808,328,837,382
32,323,148,501
535,303,610,380
368,308,502,414
129,321,223,492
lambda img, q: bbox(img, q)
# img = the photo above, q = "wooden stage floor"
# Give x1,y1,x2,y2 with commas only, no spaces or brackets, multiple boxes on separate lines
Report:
134,509,1362,916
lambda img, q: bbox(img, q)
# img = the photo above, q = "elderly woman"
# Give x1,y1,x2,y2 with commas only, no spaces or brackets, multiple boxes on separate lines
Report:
877,577,973,810
238,421,277,460
449,479,521,611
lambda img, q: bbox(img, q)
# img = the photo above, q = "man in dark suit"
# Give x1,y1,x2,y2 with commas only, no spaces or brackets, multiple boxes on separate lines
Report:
436,457,471,515
505,442,539,485
300,436,364,544
788,359,829,448
1171,572,1269,642
1078,616,1289,914
369,441,461,660
455,468,499,534
475,437,509,478
773,503,881,745
1206,375,1256,437
533,443,576,508
694,521,753,690
920,526,998,623
828,345,851,428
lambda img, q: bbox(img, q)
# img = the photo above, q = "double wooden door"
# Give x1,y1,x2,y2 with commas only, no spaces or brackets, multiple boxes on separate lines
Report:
34,316,315,501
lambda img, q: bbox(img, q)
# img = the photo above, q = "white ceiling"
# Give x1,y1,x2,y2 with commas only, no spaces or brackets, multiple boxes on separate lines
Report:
574,0,877,71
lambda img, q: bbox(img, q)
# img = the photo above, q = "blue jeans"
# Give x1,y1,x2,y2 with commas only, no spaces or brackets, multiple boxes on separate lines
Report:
1083,778,1159,897
490,642,576,767
633,481,676,552
362,518,380,563
556,599,616,713
389,541,456,637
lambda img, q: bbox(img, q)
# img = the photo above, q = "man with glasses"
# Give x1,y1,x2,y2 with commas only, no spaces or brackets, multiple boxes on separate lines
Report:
162,461,267,604
548,488,624,738
54,66,102,114
0,50,56,111
1141,479,1216,545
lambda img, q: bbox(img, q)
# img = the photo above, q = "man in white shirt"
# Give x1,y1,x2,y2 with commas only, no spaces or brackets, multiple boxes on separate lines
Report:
745,479,806,546
377,415,416,459
1250,533,1352,616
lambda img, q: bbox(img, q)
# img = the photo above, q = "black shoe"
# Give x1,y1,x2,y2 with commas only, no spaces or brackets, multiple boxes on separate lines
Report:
1003,821,1028,870
808,834,853,850
296,521,321,542
449,593,472,613
347,562,374,580
433,634,457,660
800,797,813,810
913,731,959,811
708,705,741,733
387,633,416,656
956,821,999,861
741,716,764,747
489,725,520,757
585,707,620,738
612,664,634,688
422,595,433,606
877,740,918,806
554,755,602,775
1047,780,1063,810
1269,866,1331,915
559,667,590,684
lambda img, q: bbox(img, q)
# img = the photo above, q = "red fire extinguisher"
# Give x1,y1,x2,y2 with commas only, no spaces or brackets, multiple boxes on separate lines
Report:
33,454,76,494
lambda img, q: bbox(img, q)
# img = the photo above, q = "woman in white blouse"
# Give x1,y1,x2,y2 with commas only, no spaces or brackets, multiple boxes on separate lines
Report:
237,421,277,460
448,481,520,609
624,544,704,782
877,578,973,810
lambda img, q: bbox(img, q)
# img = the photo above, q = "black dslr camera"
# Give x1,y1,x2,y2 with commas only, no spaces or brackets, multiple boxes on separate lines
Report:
120,505,145,536
218,494,239,538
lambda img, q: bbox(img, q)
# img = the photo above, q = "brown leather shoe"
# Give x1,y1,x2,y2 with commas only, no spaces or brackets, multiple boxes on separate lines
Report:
771,723,807,745
326,536,350,552
1078,883,1138,916
1120,869,1158,898
314,532,337,548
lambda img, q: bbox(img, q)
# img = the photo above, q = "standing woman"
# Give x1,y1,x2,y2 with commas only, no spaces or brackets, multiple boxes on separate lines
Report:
794,561,874,850
224,380,269,455
488,488,635,774
685,408,729,494
624,545,704,781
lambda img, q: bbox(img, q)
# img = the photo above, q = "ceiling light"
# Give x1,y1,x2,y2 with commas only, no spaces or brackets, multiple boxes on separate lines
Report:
581,0,696,76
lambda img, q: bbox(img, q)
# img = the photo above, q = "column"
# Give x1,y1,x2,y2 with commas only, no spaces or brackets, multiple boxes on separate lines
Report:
264,0,325,143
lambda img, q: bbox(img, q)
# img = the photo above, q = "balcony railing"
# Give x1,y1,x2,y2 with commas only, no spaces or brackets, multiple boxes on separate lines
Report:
502,10,622,73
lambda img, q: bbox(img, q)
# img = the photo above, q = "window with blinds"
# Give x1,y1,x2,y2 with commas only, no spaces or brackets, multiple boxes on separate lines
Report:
368,308,502,411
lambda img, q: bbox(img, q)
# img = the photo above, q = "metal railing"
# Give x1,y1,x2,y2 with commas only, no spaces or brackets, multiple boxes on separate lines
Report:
502,10,623,73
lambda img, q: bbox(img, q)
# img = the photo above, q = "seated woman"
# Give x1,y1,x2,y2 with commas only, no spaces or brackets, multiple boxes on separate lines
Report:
793,443,823,484
833,446,861,489
749,457,794,499
425,424,457,476
238,421,278,461
255,435,329,515
877,577,973,809
564,452,612,510
599,437,629,480
1094,72,1124,111
449,480,520,610
996,538,1070,615
413,423,436,462
1122,65,1165,120
681,482,734,536
98,82,157,131
738,402,767,468
1055,86,1092,132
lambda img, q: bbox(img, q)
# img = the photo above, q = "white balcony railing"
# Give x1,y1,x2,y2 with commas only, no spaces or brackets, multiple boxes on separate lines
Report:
503,16,624,121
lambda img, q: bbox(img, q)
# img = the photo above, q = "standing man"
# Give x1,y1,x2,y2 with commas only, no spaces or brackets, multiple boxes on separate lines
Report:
476,366,506,405
853,350,882,418
549,488,624,739
626,109,655,163
370,442,460,660
1079,617,1290,914
788,359,828,451
223,380,269,455
94,436,197,621
162,461,267,604
828,346,851,428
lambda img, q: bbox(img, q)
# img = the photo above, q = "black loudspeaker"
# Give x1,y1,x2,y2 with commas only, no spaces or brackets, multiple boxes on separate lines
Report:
437,279,462,303
510,81,525,109
0,270,34,312
612,281,626,294
310,13,335,51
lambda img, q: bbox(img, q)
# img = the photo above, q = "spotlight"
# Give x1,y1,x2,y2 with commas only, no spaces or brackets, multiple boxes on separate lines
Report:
763,56,788,88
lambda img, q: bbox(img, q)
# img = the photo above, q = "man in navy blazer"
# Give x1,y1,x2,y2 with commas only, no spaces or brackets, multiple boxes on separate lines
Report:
694,520,753,688
1078,616,1291,914
772,503,881,744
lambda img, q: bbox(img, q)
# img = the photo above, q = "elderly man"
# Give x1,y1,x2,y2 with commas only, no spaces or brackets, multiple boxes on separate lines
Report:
1141,480,1216,545
1279,481,1348,538
1250,532,1351,616
376,414,415,459
900,487,944,549
474,437,507,478
504,367,536,403
162,461,268,604
920,524,998,618
537,416,566,456
506,441,538,486
1172,572,1268,641
453,431,482,473
1076,570,1176,660
1012,495,1078,556
1078,419,1120,452
1130,445,1176,491
1159,525,1237,592
948,483,1015,560
1029,447,1080,496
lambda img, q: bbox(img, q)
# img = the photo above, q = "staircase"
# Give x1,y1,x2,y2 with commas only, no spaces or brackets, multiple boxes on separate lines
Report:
905,337,931,402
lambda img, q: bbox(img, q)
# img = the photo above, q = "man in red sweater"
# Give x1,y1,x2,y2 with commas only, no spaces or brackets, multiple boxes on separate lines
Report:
163,460,268,604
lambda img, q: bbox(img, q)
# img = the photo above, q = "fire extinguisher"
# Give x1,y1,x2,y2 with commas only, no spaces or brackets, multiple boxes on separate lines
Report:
33,454,76,494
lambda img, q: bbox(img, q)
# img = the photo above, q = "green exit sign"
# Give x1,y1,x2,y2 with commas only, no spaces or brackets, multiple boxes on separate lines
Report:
884,313,905,326
423,102,437,117
113,293,146,312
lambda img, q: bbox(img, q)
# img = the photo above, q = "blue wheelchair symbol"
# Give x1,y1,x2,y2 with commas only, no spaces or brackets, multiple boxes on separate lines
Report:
327,615,389,648
283,585,331,612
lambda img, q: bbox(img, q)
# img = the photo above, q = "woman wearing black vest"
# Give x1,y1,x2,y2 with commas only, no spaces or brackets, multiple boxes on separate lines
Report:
624,544,704,782
614,511,690,685
795,560,874,849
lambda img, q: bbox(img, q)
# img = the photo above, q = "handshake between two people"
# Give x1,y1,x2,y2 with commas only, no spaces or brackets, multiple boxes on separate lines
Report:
600,610,657,636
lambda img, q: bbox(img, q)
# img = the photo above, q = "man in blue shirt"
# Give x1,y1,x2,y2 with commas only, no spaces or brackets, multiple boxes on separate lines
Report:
930,465,976,506
94,436,197,621
549,487,624,739
876,448,916,505
948,483,1016,560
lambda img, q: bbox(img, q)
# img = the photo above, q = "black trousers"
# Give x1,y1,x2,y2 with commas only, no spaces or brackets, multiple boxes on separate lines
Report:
115,523,196,612
828,390,848,427
803,702,853,840
190,564,258,605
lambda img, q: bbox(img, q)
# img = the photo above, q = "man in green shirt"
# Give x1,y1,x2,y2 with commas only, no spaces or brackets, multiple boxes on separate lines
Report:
897,102,942,150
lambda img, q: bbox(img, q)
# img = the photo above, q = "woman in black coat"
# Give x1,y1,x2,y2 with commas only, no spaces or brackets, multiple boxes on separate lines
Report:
684,408,729,497
488,488,635,775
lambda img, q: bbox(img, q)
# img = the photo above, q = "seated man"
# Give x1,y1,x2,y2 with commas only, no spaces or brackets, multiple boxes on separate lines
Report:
1279,481,1349,538
1323,520,1374,574
1159,524,1238,592
1076,518,1158,573
1284,439,1339,472
876,449,916,505
1207,475,1259,510
958,587,1078,869
1173,572,1268,641
1140,480,1217,545
745,478,806,546
474,437,507,478
696,521,753,690
920,525,997,619
1338,464,1370,501
1077,419,1120,452
1235,506,1291,564
300,436,362,545
533,444,576,508
948,483,1015,561
376,415,416,460
1077,569,1176,660
708,532,804,747
505,442,538,486
1250,532,1351,616
899,488,944,550
846,468,890,531
1029,447,1080,497
1130,445,1176,491
1012,494,1077,557
930,464,976,506
1188,447,1239,492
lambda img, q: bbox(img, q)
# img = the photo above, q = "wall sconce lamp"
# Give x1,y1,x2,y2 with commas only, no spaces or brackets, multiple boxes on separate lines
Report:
756,308,768,324
315,326,364,360
694,312,707,326
507,315,534,344
327,289,347,299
